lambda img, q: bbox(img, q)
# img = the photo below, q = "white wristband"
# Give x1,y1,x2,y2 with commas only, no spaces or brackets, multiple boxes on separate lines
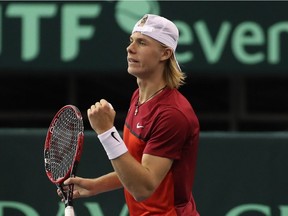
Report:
98,127,128,160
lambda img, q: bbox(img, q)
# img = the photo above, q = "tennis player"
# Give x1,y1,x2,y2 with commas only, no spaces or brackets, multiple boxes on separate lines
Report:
60,14,200,216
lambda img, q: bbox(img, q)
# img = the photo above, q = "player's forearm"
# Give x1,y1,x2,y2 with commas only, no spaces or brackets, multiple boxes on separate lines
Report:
97,128,159,200
93,171,123,195
110,153,157,202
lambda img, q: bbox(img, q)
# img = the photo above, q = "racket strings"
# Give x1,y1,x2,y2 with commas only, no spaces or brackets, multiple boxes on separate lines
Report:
49,108,83,181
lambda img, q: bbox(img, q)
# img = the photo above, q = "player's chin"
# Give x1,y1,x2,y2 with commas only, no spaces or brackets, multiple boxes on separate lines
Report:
127,68,134,76
127,67,141,77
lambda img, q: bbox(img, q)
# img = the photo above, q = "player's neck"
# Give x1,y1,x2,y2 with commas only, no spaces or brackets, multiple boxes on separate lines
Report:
138,84,167,104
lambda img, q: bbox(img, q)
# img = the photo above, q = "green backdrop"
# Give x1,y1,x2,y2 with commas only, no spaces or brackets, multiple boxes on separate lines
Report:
1,1,287,73
0,129,288,215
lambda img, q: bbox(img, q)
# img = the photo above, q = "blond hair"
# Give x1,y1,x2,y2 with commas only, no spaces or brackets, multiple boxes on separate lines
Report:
163,53,186,89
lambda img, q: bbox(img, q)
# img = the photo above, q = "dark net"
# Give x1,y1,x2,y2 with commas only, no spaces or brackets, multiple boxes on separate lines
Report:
48,107,83,181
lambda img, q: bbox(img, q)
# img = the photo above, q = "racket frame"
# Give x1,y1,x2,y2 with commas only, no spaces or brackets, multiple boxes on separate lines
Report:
44,105,84,211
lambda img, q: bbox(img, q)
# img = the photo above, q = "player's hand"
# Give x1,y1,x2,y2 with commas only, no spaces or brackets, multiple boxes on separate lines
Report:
87,99,116,135
57,177,97,201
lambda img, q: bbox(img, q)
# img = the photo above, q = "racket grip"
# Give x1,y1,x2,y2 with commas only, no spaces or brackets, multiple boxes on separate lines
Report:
65,206,75,216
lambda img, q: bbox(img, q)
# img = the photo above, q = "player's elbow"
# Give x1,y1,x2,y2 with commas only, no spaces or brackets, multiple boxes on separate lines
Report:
134,196,147,202
133,192,152,202
131,186,155,202
126,175,160,201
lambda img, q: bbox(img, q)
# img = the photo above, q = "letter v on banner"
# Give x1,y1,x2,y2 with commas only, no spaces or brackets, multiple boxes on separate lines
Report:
56,202,106,216
83,202,105,216
83,202,129,216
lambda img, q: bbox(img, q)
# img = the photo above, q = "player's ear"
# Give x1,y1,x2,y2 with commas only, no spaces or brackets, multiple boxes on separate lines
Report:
160,48,173,61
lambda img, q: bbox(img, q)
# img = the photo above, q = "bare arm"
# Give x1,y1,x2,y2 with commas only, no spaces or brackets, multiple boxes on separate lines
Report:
61,172,122,199
87,99,173,201
111,152,173,201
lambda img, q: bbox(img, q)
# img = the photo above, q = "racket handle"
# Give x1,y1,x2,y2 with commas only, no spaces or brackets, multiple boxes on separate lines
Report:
65,206,75,216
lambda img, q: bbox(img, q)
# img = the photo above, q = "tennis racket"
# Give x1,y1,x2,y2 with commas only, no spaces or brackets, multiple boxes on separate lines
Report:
44,105,84,216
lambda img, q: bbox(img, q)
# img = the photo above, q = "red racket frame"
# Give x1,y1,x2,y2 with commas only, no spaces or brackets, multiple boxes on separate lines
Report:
44,105,84,185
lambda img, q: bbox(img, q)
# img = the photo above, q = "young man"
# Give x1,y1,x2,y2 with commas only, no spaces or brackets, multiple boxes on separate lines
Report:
60,14,200,215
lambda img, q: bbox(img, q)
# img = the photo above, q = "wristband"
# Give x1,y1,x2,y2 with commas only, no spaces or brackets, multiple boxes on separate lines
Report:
98,127,128,160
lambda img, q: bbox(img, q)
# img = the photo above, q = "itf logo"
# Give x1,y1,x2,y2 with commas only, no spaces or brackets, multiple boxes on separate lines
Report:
114,0,160,33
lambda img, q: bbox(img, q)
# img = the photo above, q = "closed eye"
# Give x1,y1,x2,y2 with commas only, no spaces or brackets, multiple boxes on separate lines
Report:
138,39,146,45
129,37,147,46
